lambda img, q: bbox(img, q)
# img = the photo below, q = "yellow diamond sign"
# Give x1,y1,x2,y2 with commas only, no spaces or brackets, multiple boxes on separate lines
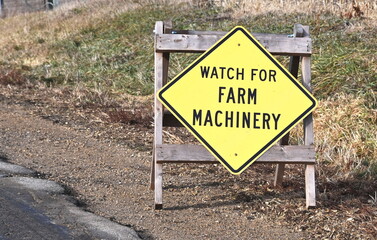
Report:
158,26,317,174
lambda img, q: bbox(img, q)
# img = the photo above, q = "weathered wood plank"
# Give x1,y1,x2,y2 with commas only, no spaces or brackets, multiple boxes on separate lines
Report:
172,30,301,39
305,164,316,208
301,26,316,208
155,33,311,55
151,21,172,192
156,144,315,164
303,56,316,208
153,21,165,210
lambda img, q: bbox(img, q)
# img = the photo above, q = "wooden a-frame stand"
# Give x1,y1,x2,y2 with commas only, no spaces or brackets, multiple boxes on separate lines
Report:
151,21,316,210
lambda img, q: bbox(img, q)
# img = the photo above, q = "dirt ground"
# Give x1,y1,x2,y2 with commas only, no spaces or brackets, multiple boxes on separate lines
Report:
0,83,376,240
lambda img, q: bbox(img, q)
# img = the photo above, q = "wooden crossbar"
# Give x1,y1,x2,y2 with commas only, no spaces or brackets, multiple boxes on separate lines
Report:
155,33,312,55
156,144,315,164
151,21,316,210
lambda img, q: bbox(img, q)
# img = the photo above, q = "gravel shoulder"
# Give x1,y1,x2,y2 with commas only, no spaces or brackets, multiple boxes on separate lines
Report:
0,85,375,239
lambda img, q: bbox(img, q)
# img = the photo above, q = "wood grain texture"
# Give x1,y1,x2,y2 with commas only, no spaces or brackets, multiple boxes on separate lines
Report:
301,26,316,208
305,164,316,208
155,33,312,55
156,144,315,164
302,56,314,146
153,21,164,208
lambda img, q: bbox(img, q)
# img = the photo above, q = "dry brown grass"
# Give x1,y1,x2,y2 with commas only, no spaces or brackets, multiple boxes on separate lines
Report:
214,0,377,24
0,0,137,67
315,93,377,179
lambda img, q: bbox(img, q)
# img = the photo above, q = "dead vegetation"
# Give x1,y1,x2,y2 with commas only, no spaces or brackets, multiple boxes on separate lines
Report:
209,0,376,21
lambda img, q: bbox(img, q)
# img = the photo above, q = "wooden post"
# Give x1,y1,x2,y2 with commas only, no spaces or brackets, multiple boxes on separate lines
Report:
301,26,316,208
302,56,316,208
153,21,164,210
151,21,172,209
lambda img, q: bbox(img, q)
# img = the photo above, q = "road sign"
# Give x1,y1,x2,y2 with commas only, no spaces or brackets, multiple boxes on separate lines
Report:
158,26,317,175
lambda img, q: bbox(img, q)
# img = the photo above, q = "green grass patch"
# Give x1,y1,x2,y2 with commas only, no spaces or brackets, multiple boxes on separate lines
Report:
30,5,176,94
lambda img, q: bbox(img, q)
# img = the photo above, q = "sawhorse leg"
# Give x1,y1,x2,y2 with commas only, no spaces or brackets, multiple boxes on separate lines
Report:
305,164,316,208
151,21,171,210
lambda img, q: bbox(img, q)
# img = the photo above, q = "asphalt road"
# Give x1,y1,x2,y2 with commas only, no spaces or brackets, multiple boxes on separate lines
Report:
0,160,140,240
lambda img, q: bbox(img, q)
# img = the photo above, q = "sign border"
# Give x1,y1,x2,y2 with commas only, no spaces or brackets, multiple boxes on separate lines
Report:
158,26,317,174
